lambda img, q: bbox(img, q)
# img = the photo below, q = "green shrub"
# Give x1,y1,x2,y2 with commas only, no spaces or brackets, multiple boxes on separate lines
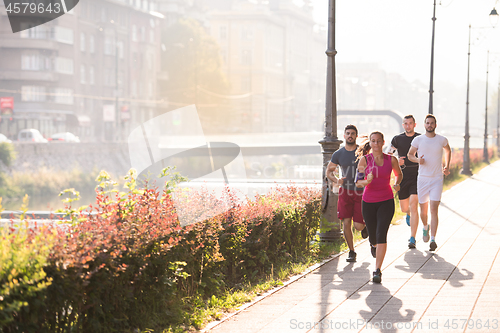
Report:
0,226,54,331
0,143,15,167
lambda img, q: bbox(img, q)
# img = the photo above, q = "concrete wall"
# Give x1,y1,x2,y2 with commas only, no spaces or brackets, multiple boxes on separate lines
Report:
8,142,131,177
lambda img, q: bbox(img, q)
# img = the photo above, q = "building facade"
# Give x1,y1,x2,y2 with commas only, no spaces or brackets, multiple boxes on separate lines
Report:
0,0,163,142
207,0,326,133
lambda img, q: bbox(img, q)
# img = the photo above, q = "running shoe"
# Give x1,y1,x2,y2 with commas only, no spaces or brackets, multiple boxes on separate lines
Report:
429,241,438,251
423,225,430,243
408,237,416,249
371,244,377,258
373,268,382,283
346,250,357,262
406,214,411,226
361,226,369,239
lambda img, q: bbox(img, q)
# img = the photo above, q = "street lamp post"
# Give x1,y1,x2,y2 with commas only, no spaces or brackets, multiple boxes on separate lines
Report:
428,0,437,115
462,7,499,175
114,25,120,142
318,0,342,241
484,50,490,163
497,75,500,155
461,24,473,176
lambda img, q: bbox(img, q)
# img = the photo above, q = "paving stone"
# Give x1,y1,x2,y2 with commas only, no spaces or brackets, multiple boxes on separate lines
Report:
207,161,500,333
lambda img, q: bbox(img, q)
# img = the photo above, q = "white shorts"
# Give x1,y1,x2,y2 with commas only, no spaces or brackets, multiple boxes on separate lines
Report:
417,176,444,204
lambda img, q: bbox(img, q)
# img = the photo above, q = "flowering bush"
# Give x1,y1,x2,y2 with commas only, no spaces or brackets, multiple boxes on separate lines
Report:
0,169,321,332
447,147,493,181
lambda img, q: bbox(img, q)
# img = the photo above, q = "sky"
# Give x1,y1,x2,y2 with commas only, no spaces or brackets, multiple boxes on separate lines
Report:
310,0,500,87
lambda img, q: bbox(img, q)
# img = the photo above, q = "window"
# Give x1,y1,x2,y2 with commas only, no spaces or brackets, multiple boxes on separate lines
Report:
221,50,227,64
241,49,252,65
80,65,86,84
132,25,137,42
53,27,74,44
220,26,227,39
54,57,74,74
21,53,47,71
101,8,107,22
104,68,115,86
147,53,153,70
54,88,74,105
241,26,253,40
21,86,46,102
241,77,250,92
89,66,95,85
132,81,137,97
117,41,124,59
148,82,153,97
104,36,115,55
149,29,154,43
20,24,49,39
80,32,85,52
141,27,146,42
89,35,95,53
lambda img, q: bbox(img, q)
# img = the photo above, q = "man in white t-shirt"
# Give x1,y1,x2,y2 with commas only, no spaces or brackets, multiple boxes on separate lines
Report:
407,114,451,252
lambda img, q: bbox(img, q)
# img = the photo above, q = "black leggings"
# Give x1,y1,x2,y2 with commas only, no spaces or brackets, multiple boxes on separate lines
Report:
362,199,395,245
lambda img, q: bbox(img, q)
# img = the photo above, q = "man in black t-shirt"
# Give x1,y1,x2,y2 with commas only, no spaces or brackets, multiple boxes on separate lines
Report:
326,125,368,263
389,115,429,249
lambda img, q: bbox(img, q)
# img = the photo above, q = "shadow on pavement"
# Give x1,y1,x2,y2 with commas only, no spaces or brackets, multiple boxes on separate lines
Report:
360,284,415,333
314,260,371,333
396,250,474,287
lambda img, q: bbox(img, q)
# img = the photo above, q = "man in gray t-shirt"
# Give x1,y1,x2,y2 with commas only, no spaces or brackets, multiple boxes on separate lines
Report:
326,125,367,263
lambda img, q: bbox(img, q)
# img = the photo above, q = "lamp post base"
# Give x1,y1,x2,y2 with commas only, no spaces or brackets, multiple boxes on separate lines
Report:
319,136,343,242
460,168,473,176
317,231,343,243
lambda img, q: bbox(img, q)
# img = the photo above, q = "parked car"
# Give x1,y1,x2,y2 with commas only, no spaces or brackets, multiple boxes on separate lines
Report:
0,133,12,143
49,132,80,143
18,129,48,143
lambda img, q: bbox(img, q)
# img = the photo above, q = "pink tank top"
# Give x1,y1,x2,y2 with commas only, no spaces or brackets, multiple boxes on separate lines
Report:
362,153,394,203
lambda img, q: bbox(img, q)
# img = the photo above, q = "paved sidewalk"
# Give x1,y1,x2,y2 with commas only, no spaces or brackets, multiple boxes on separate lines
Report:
209,160,500,333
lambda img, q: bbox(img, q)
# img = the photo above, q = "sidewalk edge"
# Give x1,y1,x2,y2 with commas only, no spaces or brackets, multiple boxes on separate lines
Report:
202,248,345,332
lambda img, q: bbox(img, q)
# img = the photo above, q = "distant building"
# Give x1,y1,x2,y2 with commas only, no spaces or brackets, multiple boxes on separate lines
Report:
206,0,326,133
0,0,162,142
336,63,428,123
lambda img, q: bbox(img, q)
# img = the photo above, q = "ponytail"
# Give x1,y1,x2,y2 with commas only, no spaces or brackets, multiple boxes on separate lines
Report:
356,139,371,161
355,131,384,161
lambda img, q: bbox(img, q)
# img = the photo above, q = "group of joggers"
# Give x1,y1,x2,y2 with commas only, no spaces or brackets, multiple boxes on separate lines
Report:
326,114,452,283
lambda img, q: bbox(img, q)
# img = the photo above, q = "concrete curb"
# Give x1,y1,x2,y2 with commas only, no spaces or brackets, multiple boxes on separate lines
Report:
203,216,409,332
201,250,343,332
202,236,373,332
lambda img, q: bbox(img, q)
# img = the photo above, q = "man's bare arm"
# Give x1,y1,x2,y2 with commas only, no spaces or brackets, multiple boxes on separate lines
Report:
326,162,341,184
407,146,424,164
443,143,451,176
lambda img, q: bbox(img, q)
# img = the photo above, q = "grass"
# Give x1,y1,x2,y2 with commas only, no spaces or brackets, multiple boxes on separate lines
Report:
162,240,343,332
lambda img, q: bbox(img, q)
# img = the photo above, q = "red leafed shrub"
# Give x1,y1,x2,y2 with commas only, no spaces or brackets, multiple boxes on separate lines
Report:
2,169,322,332
41,170,184,332
447,147,494,181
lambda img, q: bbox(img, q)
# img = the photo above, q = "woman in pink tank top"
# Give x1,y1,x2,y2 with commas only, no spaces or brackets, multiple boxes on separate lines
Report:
355,131,402,283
